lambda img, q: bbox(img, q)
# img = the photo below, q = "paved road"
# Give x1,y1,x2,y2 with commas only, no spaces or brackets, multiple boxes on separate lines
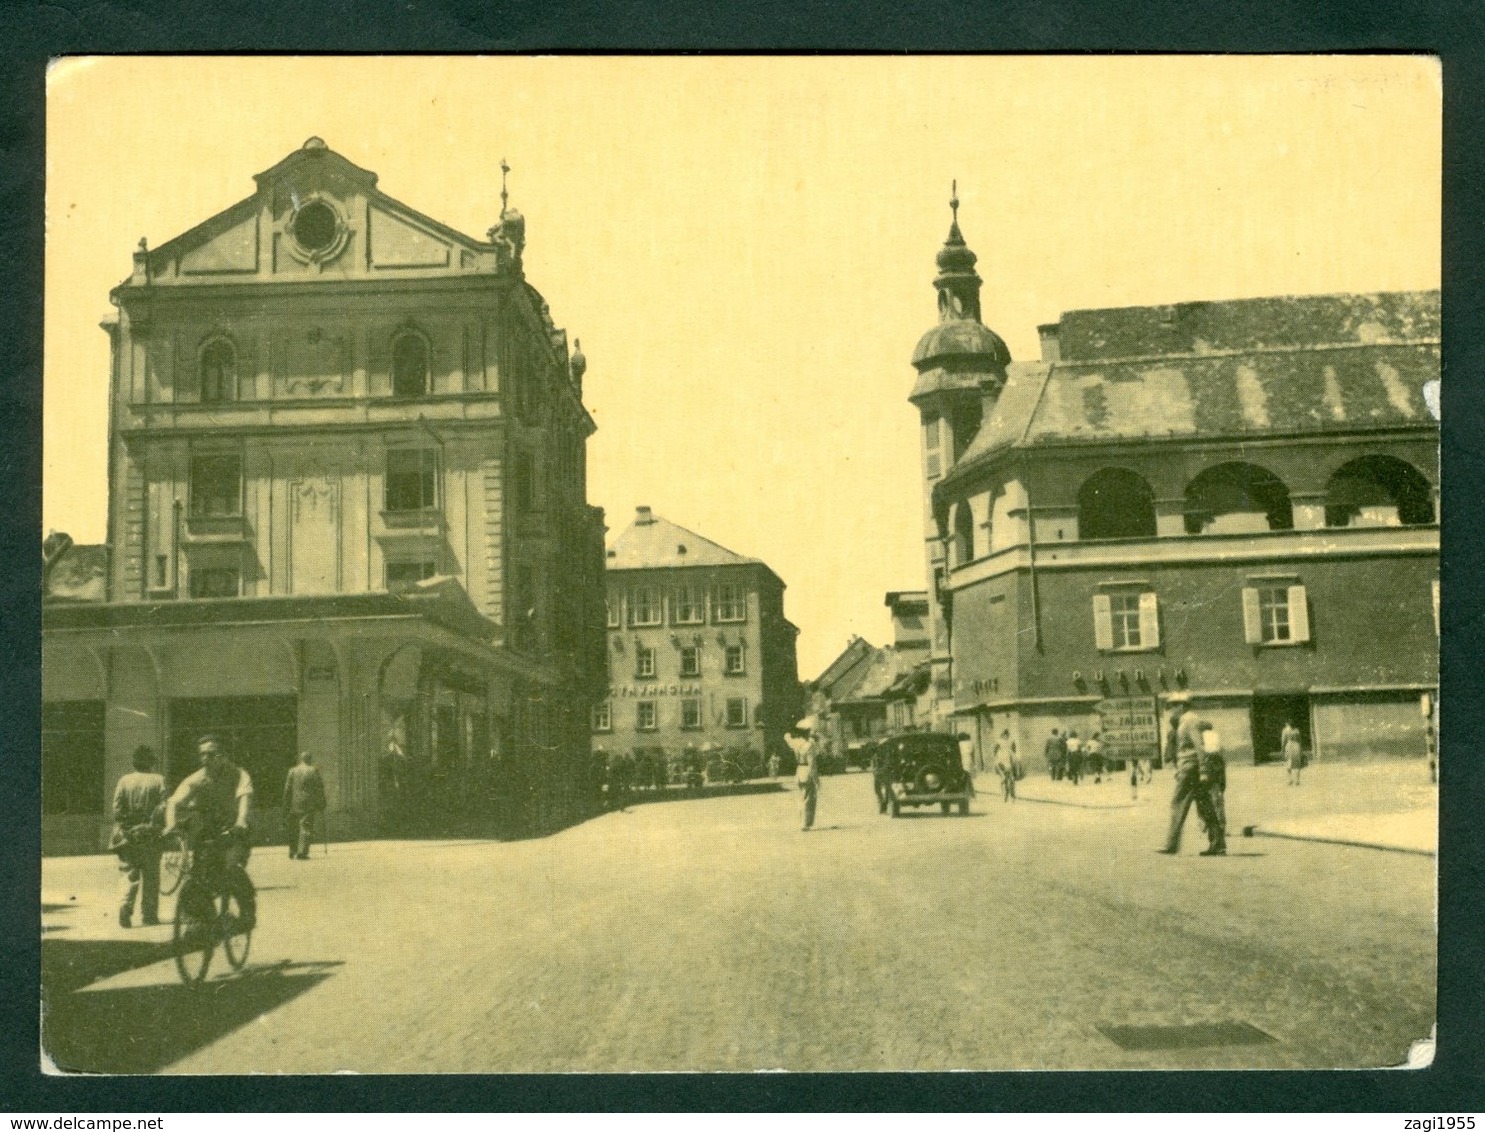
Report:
41,767,1435,1073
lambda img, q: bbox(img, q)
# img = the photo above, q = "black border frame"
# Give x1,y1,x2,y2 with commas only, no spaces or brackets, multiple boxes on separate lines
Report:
4,3,1483,1112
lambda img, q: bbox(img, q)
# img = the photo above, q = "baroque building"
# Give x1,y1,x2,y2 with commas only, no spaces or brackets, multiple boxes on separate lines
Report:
42,139,608,852
910,192,1440,770
596,507,800,783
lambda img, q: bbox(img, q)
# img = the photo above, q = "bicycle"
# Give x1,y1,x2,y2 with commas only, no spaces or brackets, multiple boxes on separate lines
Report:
158,830,190,896
171,826,255,987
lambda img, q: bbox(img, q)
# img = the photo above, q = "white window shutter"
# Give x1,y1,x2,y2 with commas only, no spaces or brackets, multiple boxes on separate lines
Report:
1433,579,1440,636
1241,587,1263,644
1138,591,1161,649
1093,593,1114,650
1288,585,1310,643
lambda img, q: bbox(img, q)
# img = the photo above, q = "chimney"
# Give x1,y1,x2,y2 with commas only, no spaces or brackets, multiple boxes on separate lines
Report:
635,506,655,525
1037,322,1062,362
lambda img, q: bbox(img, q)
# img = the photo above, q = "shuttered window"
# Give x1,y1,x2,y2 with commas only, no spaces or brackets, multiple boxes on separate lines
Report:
1094,590,1159,651
1243,583,1309,644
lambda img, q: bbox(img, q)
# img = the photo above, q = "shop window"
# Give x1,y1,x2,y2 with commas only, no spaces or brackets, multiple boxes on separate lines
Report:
1242,583,1310,645
630,586,661,627
724,643,746,675
714,583,746,623
190,454,242,518
674,584,705,624
200,339,237,404
680,646,701,678
1184,462,1292,534
725,698,748,729
190,563,240,599
1092,590,1160,651
592,702,612,733
41,701,105,815
1324,455,1435,528
1078,468,1157,540
387,559,436,591
636,645,656,679
385,449,438,512
636,701,658,731
681,699,702,730
391,332,430,397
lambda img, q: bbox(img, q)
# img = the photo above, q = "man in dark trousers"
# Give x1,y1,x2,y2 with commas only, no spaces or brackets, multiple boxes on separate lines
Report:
1043,728,1067,781
1158,695,1226,856
283,750,327,860
110,745,166,928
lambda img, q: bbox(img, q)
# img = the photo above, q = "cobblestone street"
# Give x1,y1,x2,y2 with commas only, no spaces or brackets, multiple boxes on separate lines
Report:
41,762,1436,1074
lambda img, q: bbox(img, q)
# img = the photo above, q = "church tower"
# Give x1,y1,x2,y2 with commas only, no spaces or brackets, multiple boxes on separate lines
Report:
908,186,1010,727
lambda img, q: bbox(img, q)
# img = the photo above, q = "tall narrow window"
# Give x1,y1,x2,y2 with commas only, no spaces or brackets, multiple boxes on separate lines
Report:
681,699,702,730
200,339,236,404
592,702,612,732
189,454,242,518
714,583,746,623
635,645,657,679
385,449,438,512
606,597,621,629
1093,590,1160,651
1242,583,1310,645
630,587,661,627
679,646,701,678
392,332,429,397
674,585,705,624
724,643,746,675
725,698,748,728
636,701,658,731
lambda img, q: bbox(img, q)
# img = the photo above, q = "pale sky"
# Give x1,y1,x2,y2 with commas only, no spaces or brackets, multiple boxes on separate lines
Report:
44,56,1441,678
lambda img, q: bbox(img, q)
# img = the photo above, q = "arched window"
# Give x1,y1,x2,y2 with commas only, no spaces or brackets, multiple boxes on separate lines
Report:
200,339,236,404
391,332,429,397
1077,468,1157,540
952,503,976,567
1324,455,1435,528
1184,462,1293,534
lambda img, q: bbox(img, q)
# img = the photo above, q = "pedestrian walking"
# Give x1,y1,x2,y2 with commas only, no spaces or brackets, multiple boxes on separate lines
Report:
993,729,1019,802
1282,720,1303,786
1157,695,1226,856
283,750,327,860
110,745,166,928
1085,731,1104,784
1199,722,1228,842
1044,728,1067,781
788,720,821,831
1065,730,1084,786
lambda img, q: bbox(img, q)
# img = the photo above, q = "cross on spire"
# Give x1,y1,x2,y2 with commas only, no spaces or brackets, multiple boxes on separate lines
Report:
950,179,959,224
500,158,511,214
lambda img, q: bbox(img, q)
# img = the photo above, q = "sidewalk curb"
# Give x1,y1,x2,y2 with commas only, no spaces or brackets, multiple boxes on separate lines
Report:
1241,825,1435,857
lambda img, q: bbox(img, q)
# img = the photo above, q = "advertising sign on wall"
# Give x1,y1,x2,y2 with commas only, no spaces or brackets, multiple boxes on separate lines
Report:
1096,696,1161,762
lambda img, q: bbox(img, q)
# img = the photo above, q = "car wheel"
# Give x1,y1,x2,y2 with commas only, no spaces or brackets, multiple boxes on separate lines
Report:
941,801,951,815
958,799,970,815
890,798,900,818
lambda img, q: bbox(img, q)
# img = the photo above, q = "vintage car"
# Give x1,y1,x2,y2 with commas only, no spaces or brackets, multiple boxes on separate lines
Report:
872,732,973,817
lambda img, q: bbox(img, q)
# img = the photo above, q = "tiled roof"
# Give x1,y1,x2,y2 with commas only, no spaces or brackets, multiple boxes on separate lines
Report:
809,636,878,696
945,290,1439,485
606,509,761,571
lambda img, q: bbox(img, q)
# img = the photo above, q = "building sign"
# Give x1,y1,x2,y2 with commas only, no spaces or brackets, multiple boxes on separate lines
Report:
1096,696,1160,761
610,683,704,699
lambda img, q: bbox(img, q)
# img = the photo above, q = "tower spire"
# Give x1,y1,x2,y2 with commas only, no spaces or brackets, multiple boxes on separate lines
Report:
500,158,510,215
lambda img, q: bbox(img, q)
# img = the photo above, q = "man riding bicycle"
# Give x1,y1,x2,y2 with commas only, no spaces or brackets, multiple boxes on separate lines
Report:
163,734,256,932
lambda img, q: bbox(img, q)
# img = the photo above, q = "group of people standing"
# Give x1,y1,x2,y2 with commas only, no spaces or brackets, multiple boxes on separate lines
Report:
1041,728,1107,786
110,736,325,929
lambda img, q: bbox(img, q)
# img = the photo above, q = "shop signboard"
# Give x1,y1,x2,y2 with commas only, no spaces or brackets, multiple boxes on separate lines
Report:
1096,696,1161,763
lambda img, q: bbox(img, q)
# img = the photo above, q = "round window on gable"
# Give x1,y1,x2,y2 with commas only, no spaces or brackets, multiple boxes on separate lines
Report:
293,201,340,253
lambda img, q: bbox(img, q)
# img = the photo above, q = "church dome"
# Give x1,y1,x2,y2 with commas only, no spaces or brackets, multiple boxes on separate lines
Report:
912,318,1011,368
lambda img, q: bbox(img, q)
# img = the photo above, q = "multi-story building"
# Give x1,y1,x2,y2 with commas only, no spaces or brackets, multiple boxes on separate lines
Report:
910,194,1440,769
597,507,800,779
41,138,608,852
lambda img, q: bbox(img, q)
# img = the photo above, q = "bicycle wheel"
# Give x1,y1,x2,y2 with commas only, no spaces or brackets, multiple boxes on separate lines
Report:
219,888,252,971
159,842,188,896
172,881,215,986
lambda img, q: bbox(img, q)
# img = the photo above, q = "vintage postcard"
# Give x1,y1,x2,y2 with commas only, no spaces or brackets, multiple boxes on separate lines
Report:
40,55,1439,1073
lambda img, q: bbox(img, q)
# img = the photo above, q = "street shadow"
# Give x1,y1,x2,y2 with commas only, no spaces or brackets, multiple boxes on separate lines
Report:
606,781,788,809
42,938,341,1074
886,811,988,820
1018,796,1140,811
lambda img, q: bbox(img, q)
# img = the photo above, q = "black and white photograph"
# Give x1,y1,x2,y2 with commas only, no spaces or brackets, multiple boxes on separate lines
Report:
38,55,1441,1075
